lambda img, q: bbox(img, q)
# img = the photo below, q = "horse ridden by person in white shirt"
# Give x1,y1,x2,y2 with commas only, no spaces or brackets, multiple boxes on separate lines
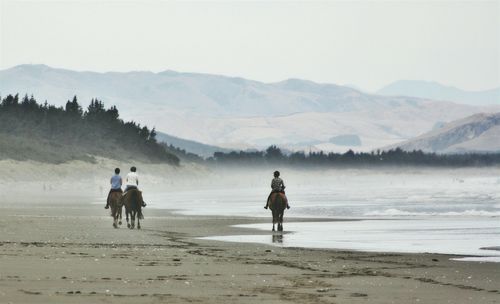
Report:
122,166,147,229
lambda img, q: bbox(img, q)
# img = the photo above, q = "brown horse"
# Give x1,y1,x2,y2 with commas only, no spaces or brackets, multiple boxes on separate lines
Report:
123,189,143,229
269,192,287,231
109,191,123,228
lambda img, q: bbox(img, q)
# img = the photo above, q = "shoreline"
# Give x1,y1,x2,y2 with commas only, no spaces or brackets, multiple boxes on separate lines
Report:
9,192,500,259
1,198,499,303
139,204,500,261
18,195,500,259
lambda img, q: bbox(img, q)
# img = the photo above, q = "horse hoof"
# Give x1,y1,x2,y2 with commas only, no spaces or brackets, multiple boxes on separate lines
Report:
118,221,122,225
127,224,131,228
113,223,117,228
272,228,275,232
137,226,141,230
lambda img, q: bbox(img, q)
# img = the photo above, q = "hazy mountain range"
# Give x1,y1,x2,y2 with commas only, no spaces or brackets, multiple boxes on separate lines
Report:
1,64,499,153
156,131,230,158
386,112,500,153
378,80,500,106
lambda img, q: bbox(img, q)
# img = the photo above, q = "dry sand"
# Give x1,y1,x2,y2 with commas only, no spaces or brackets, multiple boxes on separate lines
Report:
0,193,499,304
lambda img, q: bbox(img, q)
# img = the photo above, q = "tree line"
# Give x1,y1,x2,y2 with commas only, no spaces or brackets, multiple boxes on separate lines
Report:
3,93,499,167
0,94,179,164
207,145,500,167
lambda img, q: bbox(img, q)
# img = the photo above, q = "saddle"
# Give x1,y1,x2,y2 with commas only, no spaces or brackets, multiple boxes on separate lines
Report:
123,188,140,198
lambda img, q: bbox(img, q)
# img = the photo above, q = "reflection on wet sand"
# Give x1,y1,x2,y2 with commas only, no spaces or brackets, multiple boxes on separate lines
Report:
272,233,283,244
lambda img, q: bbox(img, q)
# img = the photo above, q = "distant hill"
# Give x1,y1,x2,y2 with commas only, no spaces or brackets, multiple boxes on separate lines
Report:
2,64,499,152
0,64,384,116
384,112,500,153
378,80,500,105
0,94,179,164
156,132,231,158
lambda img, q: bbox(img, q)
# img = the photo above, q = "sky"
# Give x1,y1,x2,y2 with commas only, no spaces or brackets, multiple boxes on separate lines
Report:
0,0,498,92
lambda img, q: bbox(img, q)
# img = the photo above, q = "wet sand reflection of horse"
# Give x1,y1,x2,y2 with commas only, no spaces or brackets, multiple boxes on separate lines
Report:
272,234,283,244
268,192,287,231
109,191,123,228
123,189,143,229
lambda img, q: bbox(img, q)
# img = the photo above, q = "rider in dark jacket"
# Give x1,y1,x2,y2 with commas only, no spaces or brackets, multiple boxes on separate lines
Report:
264,171,290,209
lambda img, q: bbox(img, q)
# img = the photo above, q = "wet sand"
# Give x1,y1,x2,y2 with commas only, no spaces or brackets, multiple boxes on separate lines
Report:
0,195,499,304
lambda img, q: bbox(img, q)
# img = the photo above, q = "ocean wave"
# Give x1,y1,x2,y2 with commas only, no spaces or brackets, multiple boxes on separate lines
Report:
364,208,500,217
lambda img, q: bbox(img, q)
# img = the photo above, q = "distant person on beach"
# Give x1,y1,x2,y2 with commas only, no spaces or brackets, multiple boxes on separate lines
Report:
105,168,122,209
124,166,146,207
264,171,290,209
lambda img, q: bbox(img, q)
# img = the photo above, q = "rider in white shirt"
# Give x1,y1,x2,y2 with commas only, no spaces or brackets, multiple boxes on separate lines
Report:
124,166,146,207
125,167,139,190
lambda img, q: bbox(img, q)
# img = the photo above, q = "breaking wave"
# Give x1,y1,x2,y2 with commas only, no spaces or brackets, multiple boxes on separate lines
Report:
364,208,500,217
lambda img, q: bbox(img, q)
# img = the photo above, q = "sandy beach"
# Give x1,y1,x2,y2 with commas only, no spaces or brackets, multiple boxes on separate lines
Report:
0,193,498,304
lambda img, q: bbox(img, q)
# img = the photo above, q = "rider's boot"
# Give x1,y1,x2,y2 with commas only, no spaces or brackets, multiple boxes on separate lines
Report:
264,193,272,209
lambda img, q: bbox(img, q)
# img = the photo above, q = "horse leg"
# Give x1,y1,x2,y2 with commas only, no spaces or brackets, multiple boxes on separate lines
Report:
113,210,118,228
111,206,116,228
126,210,130,229
114,204,121,228
278,211,284,231
137,207,141,230
118,206,122,225
114,206,120,228
271,210,276,231
277,214,282,231
131,212,135,229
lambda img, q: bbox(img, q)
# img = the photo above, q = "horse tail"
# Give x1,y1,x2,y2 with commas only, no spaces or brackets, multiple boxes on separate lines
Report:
130,190,144,220
269,192,282,211
129,190,138,209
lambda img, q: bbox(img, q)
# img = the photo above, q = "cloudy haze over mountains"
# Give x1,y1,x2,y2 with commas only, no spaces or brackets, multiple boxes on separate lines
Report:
378,80,500,106
2,64,499,153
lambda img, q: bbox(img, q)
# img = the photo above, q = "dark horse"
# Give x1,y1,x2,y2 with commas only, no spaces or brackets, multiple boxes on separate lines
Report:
109,191,123,228
269,192,287,231
123,189,143,229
